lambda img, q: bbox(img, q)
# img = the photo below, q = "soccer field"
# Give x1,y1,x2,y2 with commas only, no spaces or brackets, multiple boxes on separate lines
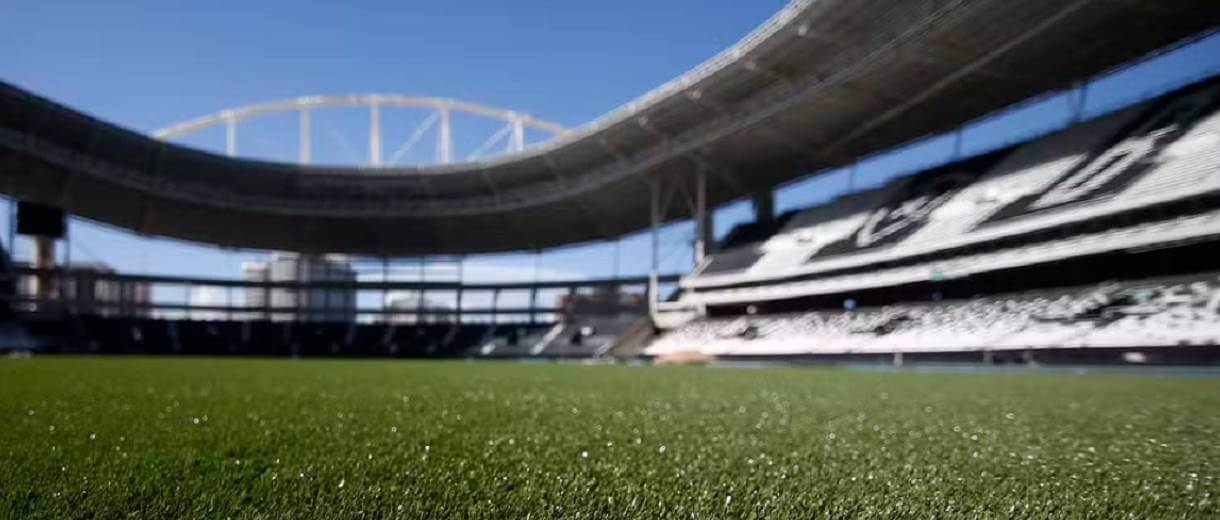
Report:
1,358,1217,518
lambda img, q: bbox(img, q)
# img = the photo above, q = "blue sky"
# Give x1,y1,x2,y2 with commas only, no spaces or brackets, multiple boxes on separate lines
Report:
2,1,1219,287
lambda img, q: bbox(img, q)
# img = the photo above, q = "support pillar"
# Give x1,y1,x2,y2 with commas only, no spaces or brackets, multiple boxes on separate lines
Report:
1071,81,1090,124
262,280,271,321
33,236,55,304
294,253,305,322
224,116,237,157
491,288,500,325
511,118,525,152
530,251,541,325
751,189,774,225
380,257,389,323
6,196,15,266
567,285,577,317
416,256,426,324
648,180,660,319
437,108,453,164
369,102,382,166
61,213,71,274
610,238,621,279
299,109,312,165
694,167,714,263
529,286,539,325
455,256,464,325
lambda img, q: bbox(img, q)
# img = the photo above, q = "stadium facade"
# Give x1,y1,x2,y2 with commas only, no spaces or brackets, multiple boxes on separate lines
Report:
0,0,1219,364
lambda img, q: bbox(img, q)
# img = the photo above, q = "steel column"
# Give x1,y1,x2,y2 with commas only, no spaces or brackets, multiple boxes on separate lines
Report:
416,256,426,324
529,251,541,324
1071,81,1090,124
648,179,660,318
511,117,525,152
299,109,312,165
437,108,453,164
491,288,499,325
224,115,237,157
455,256,464,325
847,162,859,193
752,190,774,224
33,237,55,304
369,102,382,166
694,167,711,263
6,194,15,265
380,257,389,323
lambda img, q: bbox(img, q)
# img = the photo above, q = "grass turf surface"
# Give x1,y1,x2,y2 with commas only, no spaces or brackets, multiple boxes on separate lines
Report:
1,358,1217,519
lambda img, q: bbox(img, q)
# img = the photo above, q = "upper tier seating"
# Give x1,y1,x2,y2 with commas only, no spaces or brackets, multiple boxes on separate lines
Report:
697,211,799,276
686,78,1220,299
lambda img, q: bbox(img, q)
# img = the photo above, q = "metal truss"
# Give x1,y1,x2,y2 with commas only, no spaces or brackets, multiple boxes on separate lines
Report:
153,94,569,165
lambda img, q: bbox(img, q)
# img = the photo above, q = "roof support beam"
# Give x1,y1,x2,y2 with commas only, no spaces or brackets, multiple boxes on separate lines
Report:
541,155,568,188
825,0,1093,153
648,178,660,320
687,153,745,194
896,40,1065,89
684,88,824,164
694,166,712,263
386,111,439,166
543,155,614,240
598,137,630,164
571,196,616,242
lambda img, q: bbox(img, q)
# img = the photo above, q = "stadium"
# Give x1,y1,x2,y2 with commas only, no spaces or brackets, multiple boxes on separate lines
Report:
2,0,1220,517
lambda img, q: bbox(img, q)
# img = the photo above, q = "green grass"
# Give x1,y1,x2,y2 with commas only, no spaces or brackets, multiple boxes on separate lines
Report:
1,358,1217,519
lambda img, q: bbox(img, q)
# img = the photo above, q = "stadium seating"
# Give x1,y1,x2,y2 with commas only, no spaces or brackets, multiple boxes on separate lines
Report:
696,211,799,276
648,273,1220,358
532,315,642,358
471,324,554,357
684,79,1220,308
677,207,1220,306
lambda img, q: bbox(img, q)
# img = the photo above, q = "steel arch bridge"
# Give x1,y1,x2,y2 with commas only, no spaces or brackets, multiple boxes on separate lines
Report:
152,94,569,166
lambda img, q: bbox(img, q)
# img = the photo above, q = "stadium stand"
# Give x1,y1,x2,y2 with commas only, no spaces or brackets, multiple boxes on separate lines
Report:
649,272,1220,363
697,211,799,276
530,315,644,358
650,76,1220,363
681,77,1220,300
469,324,554,358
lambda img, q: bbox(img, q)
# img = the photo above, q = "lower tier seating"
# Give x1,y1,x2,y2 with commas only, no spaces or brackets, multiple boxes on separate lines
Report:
648,273,1220,357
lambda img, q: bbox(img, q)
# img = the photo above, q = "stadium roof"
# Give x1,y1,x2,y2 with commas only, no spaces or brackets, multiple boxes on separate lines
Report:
1,0,1218,255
